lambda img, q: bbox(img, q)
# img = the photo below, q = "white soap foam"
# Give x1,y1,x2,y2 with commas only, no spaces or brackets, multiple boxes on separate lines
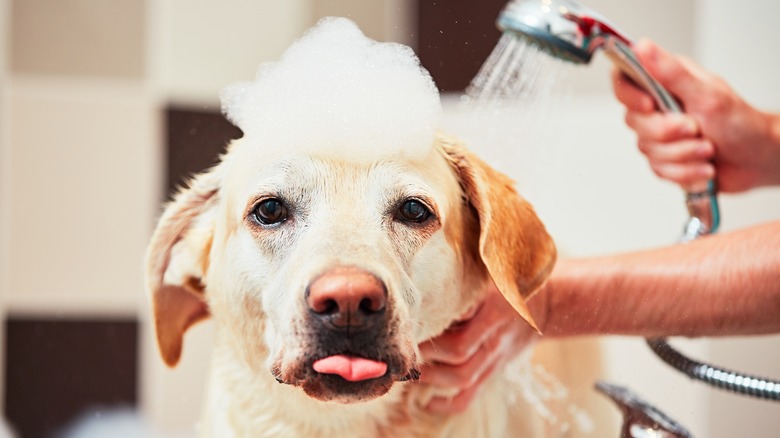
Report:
220,17,442,162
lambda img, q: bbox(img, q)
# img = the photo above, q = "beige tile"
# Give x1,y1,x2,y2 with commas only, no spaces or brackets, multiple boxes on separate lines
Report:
311,0,414,45
312,0,385,40
141,320,213,435
6,80,159,314
11,0,145,78
157,0,310,103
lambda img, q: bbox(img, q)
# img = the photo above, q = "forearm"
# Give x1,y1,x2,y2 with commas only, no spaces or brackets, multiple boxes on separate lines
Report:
538,221,780,338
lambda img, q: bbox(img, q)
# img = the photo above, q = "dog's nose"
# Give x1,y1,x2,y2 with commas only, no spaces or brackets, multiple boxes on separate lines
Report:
306,267,387,330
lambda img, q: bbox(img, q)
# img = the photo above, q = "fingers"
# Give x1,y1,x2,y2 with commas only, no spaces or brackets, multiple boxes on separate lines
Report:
421,320,535,414
419,287,516,365
421,323,524,414
610,68,654,112
423,361,500,414
418,323,505,388
633,39,709,104
640,138,714,164
649,161,715,187
418,304,501,366
418,286,538,414
613,39,725,189
624,110,715,186
625,111,699,142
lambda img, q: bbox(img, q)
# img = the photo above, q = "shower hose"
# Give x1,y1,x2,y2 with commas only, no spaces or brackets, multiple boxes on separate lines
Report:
647,338,780,401
645,168,780,402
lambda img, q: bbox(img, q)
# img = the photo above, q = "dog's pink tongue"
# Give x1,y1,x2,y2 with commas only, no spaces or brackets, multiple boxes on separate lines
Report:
313,355,388,382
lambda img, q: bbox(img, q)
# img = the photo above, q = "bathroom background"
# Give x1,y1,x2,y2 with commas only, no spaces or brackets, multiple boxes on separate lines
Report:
1,0,779,436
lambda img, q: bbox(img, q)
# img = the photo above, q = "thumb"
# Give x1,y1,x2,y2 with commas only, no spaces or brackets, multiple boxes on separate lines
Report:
633,39,705,102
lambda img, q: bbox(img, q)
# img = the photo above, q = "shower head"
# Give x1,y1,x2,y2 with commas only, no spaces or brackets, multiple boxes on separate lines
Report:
496,0,680,113
497,0,628,65
496,0,611,64
496,0,682,115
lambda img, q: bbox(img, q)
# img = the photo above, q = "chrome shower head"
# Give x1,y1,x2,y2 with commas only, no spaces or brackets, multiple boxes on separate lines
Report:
497,0,628,65
496,0,678,113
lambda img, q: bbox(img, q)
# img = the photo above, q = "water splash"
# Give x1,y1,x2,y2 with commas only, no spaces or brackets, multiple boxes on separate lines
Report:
445,32,575,193
464,33,570,107
505,350,595,435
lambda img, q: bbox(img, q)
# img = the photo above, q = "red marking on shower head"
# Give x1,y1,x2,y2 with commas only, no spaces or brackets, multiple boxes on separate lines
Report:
566,13,631,46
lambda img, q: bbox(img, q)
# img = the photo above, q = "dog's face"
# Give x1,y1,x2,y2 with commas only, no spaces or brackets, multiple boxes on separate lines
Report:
146,135,556,403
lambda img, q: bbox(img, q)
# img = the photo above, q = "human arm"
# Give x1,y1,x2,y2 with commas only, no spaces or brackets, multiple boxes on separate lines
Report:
539,221,780,338
420,221,780,413
611,39,780,193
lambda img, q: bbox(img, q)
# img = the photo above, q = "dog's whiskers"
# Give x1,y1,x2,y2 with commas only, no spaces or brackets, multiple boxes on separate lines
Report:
400,368,421,382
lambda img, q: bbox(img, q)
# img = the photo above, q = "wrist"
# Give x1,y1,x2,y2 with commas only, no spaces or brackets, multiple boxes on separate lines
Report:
769,111,780,159
757,111,780,187
769,112,780,144
528,258,589,338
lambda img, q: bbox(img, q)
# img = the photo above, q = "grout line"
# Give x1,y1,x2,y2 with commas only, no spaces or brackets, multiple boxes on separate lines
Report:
139,0,164,428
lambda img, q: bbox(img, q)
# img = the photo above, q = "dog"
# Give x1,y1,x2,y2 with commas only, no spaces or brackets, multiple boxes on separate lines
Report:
145,18,557,437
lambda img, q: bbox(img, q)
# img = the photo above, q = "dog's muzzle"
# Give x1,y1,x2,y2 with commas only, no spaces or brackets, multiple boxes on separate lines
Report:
275,266,419,402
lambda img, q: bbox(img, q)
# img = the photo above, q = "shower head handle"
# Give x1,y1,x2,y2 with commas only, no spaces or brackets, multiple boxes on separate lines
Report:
602,37,720,240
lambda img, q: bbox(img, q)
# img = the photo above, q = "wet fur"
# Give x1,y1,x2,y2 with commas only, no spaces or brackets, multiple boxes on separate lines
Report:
146,133,556,436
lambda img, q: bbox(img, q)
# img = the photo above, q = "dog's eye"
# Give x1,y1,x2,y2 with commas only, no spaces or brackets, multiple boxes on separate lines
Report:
252,198,288,225
397,199,431,223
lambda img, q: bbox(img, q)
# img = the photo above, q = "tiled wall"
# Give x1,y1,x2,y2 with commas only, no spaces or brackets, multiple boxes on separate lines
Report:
2,0,156,435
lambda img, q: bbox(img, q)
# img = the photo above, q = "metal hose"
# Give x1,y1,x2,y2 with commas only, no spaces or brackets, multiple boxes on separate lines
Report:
646,338,780,401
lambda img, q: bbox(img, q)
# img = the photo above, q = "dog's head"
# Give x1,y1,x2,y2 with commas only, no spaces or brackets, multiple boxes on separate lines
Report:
144,17,555,404
145,133,555,403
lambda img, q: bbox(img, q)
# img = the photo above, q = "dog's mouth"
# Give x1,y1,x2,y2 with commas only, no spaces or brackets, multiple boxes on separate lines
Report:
273,287,419,402
274,351,419,402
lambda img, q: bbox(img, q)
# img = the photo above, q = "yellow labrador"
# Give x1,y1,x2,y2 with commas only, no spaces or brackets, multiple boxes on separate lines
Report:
145,18,556,437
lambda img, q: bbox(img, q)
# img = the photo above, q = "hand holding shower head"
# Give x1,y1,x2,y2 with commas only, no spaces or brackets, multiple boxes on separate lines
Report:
494,0,719,240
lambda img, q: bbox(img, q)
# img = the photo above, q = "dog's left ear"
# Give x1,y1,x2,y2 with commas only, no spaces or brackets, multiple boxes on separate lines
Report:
439,138,556,331
145,166,222,367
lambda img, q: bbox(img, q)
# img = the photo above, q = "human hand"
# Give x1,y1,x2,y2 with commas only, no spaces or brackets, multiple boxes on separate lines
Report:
611,39,780,193
417,284,540,413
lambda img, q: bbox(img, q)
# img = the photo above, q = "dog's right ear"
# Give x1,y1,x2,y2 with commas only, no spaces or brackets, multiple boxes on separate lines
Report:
145,166,222,367
437,136,556,332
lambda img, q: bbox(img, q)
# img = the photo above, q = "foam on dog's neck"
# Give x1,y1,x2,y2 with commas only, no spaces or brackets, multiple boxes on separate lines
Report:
220,17,442,162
